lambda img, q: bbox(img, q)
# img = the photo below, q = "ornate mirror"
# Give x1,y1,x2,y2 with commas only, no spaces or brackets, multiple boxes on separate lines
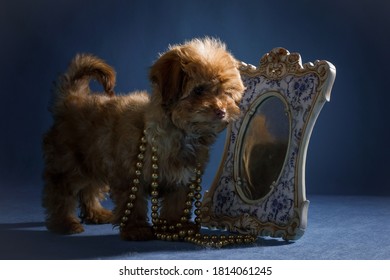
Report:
202,48,336,240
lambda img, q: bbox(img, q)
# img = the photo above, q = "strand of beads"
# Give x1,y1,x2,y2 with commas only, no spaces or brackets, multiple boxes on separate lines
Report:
120,130,257,247
148,138,193,242
151,163,201,241
150,137,164,234
119,132,147,231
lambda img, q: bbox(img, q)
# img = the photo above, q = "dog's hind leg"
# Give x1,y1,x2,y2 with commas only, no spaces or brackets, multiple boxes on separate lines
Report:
42,172,85,234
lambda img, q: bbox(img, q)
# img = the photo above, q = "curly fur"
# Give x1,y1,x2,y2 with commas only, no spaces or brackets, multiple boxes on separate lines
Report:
42,37,245,240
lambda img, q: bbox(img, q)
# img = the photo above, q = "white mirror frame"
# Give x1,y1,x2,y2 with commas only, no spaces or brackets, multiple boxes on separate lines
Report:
202,48,336,240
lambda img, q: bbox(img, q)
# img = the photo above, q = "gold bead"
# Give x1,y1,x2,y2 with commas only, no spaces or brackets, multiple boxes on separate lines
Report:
166,235,172,241
121,216,128,222
151,205,158,211
129,194,136,200
151,198,158,204
124,210,131,215
127,202,134,208
179,230,186,237
135,170,141,176
194,193,202,200
195,217,202,224
195,186,202,192
176,223,182,228
152,146,158,152
156,233,162,239
137,153,144,160
136,162,143,168
152,164,158,170
151,173,159,180
151,212,158,218
139,145,146,152
141,136,147,143
194,209,201,216
187,229,194,236
151,181,159,188
151,190,158,197
120,223,125,228
180,216,188,222
152,155,158,162
195,201,202,208
172,234,179,240
185,200,192,207
187,192,194,198
183,209,190,215
160,234,166,240
133,178,140,184
131,186,138,192
189,183,196,190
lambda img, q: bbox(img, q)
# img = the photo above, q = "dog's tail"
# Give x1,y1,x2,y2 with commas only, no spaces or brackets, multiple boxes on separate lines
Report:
57,54,116,97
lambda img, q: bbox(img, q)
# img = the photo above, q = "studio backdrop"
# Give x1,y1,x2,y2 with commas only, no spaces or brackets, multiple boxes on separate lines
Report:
1,0,389,197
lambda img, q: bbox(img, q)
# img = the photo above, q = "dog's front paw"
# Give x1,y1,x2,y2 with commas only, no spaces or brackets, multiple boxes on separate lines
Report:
120,225,154,241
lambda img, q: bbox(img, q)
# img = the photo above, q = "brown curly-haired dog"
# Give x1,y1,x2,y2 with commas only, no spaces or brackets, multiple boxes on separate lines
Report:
42,38,245,240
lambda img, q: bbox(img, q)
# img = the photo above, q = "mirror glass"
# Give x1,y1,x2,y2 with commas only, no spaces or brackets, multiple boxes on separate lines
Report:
237,95,290,201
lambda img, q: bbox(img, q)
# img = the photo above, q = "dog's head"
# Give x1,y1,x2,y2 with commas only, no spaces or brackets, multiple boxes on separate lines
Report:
150,38,245,135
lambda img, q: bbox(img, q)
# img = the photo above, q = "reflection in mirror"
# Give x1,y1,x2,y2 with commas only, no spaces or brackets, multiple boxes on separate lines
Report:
238,96,290,202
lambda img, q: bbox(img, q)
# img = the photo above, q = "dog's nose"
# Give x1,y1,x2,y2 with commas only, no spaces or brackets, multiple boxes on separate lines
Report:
214,108,226,119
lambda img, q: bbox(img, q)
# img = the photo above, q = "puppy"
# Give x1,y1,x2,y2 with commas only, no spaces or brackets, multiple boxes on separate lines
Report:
42,37,245,240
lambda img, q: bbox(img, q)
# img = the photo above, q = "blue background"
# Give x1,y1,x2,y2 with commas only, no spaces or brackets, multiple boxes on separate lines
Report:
1,0,389,196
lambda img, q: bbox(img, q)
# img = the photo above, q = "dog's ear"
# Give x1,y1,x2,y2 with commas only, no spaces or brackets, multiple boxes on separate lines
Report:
149,49,187,108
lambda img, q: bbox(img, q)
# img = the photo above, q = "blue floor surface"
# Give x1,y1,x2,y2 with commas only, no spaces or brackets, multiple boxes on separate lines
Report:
1,187,389,260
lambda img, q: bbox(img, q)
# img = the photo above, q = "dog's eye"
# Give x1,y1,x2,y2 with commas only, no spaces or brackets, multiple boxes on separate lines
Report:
192,85,205,96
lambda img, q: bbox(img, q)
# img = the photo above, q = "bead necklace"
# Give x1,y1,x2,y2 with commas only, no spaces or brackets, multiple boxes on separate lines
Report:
120,130,257,248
